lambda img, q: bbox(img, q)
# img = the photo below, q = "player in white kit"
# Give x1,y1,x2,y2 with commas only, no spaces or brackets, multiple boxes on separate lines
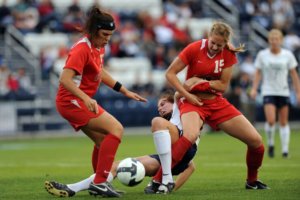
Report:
250,29,300,158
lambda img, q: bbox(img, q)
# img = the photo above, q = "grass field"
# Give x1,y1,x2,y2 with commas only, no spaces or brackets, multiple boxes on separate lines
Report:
0,130,300,200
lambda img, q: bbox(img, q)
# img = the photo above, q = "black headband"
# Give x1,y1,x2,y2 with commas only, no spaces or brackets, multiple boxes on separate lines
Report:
97,21,115,30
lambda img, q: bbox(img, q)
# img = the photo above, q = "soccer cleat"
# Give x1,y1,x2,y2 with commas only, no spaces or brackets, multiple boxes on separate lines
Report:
44,181,75,197
282,152,289,158
268,146,274,158
245,180,270,190
88,181,121,198
144,180,160,194
156,182,175,194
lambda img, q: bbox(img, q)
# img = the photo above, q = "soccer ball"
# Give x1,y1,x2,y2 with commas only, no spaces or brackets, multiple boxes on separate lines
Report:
116,158,145,186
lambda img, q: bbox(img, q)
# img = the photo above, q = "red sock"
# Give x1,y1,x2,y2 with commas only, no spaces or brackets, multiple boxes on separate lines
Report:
92,145,99,173
246,144,265,183
153,136,192,182
93,134,121,184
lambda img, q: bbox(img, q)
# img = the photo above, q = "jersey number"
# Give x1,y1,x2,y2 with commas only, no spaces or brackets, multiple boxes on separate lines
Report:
214,59,224,73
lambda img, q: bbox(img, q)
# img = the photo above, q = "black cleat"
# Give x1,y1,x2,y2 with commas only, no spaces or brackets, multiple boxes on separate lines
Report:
245,180,270,190
268,146,274,158
144,180,160,194
88,181,121,198
44,181,75,197
282,152,289,158
156,182,175,194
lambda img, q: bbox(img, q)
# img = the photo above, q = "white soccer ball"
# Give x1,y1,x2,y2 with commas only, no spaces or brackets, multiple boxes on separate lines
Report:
116,158,145,186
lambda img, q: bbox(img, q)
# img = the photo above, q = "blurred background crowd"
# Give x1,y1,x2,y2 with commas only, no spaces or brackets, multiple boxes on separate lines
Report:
0,0,299,134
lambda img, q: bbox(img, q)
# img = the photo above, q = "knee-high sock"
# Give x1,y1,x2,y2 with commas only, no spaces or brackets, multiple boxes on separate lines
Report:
93,134,120,184
246,144,265,183
92,145,99,173
279,125,290,153
153,130,172,185
67,174,95,192
153,136,192,182
264,123,276,146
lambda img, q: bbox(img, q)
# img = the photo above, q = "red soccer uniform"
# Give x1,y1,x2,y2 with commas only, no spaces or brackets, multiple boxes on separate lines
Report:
56,36,105,131
179,39,237,81
177,39,241,130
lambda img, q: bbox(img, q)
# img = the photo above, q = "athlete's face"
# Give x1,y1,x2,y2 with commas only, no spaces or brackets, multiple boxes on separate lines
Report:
94,29,114,47
268,33,282,50
157,98,173,118
208,34,226,56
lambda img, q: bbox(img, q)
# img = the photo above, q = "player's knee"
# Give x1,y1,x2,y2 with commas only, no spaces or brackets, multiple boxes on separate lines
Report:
248,132,263,148
112,123,124,138
183,132,199,143
151,117,166,132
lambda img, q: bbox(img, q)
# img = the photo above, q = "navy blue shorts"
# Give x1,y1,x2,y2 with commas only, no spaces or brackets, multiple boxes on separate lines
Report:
263,96,290,108
149,143,197,175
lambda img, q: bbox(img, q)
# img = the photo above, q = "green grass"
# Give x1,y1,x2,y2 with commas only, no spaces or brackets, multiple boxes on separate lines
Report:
0,130,300,200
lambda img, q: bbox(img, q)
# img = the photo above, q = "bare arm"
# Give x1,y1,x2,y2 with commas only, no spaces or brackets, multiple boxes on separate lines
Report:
290,68,300,103
183,77,206,91
174,161,195,191
101,68,147,102
166,57,202,106
59,68,98,113
208,66,233,93
250,69,262,99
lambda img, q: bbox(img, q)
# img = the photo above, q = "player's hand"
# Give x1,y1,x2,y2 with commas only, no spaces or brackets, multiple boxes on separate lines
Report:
124,91,147,102
83,98,99,114
185,93,203,106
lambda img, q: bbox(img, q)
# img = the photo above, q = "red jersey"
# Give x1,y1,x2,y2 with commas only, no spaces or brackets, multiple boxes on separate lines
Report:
56,36,105,102
179,39,237,81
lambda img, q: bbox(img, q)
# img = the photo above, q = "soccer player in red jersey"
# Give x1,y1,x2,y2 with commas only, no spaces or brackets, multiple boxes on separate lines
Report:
55,7,146,198
149,21,269,192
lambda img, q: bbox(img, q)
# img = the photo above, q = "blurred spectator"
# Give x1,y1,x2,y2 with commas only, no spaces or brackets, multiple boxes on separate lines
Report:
0,0,13,29
5,72,19,100
0,65,10,99
139,31,156,58
151,45,168,70
62,0,84,33
283,30,300,53
119,21,141,57
12,0,39,34
36,0,61,32
272,0,295,33
40,45,58,79
16,67,36,96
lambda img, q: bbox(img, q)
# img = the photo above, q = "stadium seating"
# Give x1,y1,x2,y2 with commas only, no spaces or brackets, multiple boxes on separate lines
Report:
23,33,69,56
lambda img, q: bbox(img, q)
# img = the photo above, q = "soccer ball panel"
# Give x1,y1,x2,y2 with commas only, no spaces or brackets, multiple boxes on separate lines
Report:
116,158,145,186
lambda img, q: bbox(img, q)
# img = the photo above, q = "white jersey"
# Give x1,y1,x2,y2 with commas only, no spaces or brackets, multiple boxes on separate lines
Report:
170,103,182,131
254,48,298,97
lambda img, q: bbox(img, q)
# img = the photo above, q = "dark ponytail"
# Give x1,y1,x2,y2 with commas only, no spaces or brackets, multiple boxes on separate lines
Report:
83,7,115,37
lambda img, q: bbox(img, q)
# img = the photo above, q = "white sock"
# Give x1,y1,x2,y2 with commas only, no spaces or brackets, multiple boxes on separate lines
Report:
279,125,290,153
107,172,114,183
153,130,173,185
264,123,276,146
67,174,95,192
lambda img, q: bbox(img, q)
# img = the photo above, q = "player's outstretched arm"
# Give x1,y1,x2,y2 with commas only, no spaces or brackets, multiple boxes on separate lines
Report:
101,68,147,102
174,161,196,191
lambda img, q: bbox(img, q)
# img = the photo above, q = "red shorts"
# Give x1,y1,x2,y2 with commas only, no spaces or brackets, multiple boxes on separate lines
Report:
56,99,105,131
178,96,241,130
